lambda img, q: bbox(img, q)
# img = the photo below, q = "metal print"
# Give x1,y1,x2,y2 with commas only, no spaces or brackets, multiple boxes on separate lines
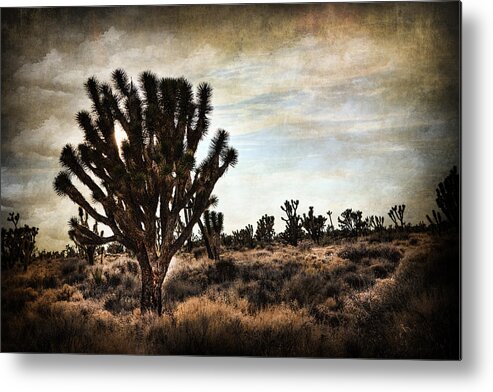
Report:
1,2,460,358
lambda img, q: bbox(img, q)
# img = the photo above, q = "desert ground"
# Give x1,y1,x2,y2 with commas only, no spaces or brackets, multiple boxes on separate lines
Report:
1,230,459,358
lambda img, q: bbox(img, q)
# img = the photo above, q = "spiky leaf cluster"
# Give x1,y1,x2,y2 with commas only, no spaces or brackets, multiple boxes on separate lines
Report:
53,69,238,260
203,210,224,237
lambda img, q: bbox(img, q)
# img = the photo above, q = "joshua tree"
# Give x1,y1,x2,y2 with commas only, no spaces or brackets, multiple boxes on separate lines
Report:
326,210,335,233
64,244,77,258
201,210,224,261
302,206,327,244
366,215,385,231
280,199,303,246
388,204,406,229
232,224,255,249
255,214,275,244
435,166,459,227
1,212,38,271
53,69,237,314
338,208,366,236
68,207,103,265
7,212,19,229
426,209,443,234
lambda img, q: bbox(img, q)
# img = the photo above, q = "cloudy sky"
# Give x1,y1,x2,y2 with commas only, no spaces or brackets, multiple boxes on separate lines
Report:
1,3,460,251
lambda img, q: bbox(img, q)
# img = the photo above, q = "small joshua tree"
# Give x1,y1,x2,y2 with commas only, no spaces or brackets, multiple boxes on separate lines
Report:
7,212,19,229
435,166,459,227
53,69,237,314
65,244,77,258
1,212,38,271
201,210,224,261
425,166,460,233
232,224,255,249
388,204,406,229
366,215,385,231
280,200,303,246
326,210,335,233
302,206,327,244
68,207,103,265
426,209,443,234
338,208,366,236
255,214,275,244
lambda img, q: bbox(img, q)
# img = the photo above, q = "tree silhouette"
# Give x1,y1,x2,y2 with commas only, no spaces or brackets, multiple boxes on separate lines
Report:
302,206,326,244
280,200,303,246
435,166,459,227
68,207,103,265
338,208,366,236
1,212,38,271
388,204,406,229
201,210,224,261
54,69,237,314
255,214,275,244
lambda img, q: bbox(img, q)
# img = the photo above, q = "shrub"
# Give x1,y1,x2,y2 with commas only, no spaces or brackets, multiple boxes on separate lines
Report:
104,289,139,314
344,272,373,290
369,263,390,279
2,287,38,313
107,272,122,288
147,297,246,355
338,243,402,264
61,260,78,276
282,271,338,306
2,301,135,353
57,284,83,302
91,267,104,285
213,258,237,283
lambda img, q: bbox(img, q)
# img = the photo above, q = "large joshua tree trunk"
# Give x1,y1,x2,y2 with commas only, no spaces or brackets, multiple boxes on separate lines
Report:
138,253,166,314
136,247,172,315
54,69,237,315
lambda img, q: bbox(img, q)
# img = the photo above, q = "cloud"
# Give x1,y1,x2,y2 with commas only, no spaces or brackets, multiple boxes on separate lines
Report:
9,116,80,160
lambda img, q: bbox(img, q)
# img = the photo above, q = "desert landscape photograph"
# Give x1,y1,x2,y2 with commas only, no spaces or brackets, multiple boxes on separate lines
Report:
1,2,460,358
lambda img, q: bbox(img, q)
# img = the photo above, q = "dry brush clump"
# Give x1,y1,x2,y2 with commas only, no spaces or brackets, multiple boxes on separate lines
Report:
145,296,322,356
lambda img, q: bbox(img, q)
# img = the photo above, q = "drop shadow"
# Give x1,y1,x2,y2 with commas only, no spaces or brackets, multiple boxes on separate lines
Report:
3,5,479,381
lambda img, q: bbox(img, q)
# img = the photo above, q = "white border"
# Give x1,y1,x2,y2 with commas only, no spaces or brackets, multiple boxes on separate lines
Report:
2,1,492,391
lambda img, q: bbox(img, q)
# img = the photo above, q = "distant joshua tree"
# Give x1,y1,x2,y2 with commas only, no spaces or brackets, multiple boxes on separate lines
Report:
302,206,327,244
426,209,443,234
54,69,237,314
427,166,460,232
388,204,406,229
366,215,385,231
338,208,366,236
280,200,303,246
1,212,38,271
200,210,224,261
69,207,103,265
326,210,335,233
435,166,459,227
232,224,255,249
255,214,275,244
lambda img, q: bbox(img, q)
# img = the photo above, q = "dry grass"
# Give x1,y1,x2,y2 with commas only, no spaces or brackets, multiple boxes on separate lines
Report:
1,232,459,358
